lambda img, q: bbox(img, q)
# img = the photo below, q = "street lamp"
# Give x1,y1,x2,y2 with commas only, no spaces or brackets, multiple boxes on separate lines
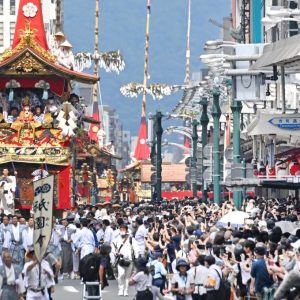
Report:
191,119,199,197
212,89,221,204
200,97,209,202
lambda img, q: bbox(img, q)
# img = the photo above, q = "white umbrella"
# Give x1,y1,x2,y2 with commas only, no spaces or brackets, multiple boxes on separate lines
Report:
275,221,300,234
217,211,249,228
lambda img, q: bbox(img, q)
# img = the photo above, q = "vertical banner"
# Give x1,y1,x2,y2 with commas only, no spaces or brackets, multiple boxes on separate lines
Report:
33,175,54,262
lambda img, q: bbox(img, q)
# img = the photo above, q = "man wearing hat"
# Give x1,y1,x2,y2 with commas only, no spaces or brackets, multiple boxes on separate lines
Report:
56,40,75,70
171,259,195,300
49,31,65,56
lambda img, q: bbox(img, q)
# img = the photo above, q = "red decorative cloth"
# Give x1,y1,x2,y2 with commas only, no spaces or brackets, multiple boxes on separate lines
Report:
13,0,49,50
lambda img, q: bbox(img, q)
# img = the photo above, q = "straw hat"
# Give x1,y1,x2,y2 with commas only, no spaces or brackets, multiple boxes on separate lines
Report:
59,40,73,48
55,31,65,38
112,204,121,209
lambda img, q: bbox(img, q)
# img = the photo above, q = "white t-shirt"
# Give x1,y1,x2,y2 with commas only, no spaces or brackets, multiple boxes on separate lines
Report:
132,271,152,292
188,265,209,295
233,262,251,285
171,272,195,300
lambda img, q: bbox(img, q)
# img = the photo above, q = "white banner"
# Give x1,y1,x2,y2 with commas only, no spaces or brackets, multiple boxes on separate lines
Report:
33,175,54,263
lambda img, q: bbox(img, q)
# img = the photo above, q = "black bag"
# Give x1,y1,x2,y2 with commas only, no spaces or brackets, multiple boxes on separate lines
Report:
176,294,186,300
136,289,153,300
214,269,231,300
114,236,133,268
79,253,100,282
118,259,131,267
236,263,247,297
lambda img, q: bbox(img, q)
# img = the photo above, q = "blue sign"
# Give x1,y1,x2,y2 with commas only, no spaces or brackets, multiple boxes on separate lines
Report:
268,117,300,130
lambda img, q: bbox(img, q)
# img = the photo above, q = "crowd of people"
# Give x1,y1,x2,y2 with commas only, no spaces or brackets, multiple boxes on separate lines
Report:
0,196,300,300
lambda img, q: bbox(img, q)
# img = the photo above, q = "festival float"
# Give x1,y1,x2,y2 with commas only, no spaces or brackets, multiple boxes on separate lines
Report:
0,0,98,212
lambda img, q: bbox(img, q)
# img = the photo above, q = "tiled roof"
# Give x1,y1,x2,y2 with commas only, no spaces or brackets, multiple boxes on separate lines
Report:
141,163,187,182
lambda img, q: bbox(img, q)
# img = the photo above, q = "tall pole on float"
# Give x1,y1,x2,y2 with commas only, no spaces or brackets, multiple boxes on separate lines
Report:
184,0,191,85
91,0,100,204
55,0,62,32
141,0,151,118
183,0,192,168
93,0,100,100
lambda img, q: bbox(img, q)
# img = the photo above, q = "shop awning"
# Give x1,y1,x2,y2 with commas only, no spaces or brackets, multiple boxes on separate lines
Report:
247,112,300,137
251,34,300,71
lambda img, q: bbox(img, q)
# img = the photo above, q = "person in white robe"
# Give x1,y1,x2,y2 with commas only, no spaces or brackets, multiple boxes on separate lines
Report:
70,222,81,279
9,216,25,269
0,251,25,299
60,219,75,278
23,249,55,300
0,169,16,214
22,217,34,252
0,219,11,266
76,219,95,260
103,219,114,245
56,41,75,70
49,31,65,56
47,220,63,282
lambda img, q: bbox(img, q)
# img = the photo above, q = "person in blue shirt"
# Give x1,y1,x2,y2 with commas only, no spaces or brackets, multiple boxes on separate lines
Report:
250,246,274,300
148,252,167,294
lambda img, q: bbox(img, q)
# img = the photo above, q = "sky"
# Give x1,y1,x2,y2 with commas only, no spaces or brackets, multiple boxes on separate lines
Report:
64,0,231,135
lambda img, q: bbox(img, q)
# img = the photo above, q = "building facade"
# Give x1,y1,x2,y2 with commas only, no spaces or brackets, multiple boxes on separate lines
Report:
0,0,59,53
102,105,131,169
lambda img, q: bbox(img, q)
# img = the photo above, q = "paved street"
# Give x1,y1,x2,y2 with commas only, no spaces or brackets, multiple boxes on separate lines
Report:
53,279,136,300
53,279,174,299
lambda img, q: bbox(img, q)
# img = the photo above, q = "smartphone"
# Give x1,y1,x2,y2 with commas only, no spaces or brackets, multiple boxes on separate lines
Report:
197,244,205,250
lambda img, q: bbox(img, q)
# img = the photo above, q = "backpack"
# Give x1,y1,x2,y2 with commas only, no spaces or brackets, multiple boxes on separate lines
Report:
79,253,100,282
236,263,247,297
149,262,155,277
214,268,231,300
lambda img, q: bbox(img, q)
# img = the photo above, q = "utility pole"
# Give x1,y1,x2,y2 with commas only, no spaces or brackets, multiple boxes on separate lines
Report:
200,97,209,202
155,111,163,203
212,90,221,204
191,119,198,198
